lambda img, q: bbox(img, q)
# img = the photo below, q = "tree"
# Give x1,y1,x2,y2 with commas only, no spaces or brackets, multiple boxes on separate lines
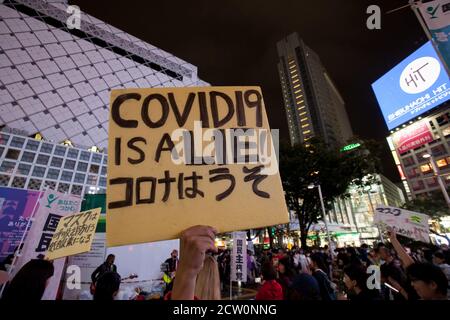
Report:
279,138,380,248
402,191,450,218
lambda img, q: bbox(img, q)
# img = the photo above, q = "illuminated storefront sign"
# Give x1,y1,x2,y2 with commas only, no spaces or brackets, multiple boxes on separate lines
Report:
391,120,434,154
372,41,450,130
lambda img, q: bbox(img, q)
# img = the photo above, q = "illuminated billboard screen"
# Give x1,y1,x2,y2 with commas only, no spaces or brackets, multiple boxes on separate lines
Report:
372,41,450,130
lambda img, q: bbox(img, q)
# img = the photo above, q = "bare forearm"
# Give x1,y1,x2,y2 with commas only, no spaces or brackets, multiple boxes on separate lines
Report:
171,271,197,300
390,235,414,268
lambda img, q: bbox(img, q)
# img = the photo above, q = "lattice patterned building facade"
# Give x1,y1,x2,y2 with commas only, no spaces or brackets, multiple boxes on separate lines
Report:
0,0,208,195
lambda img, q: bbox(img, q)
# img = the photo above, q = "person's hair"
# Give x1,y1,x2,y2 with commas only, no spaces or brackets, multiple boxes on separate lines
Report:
289,273,321,300
374,242,386,253
310,253,327,271
93,272,121,301
195,255,221,300
106,254,115,260
2,259,54,301
407,263,448,296
278,257,296,278
433,251,445,261
261,262,277,281
343,264,368,291
346,247,358,256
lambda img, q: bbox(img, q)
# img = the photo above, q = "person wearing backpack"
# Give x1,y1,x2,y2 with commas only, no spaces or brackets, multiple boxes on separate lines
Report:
310,252,337,301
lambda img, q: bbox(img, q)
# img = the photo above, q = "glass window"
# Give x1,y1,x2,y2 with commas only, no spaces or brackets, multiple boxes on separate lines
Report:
429,138,441,145
431,144,446,157
5,149,20,160
101,166,107,176
25,140,40,151
17,163,31,175
0,133,10,145
74,173,85,184
46,168,60,180
99,177,106,187
436,158,448,168
44,181,56,190
0,146,3,157
0,161,15,173
416,151,428,163
40,143,53,154
60,170,73,182
71,185,83,196
11,176,26,188
80,151,91,161
54,145,67,156
50,157,63,167
20,151,36,163
87,175,97,185
103,155,108,164
67,148,79,159
0,174,10,186
436,112,450,126
77,162,88,172
406,168,419,178
89,164,99,174
420,164,432,174
10,137,25,148
36,154,50,165
442,127,450,137
92,154,102,163
411,180,425,191
64,159,76,170
27,178,42,190
58,183,70,193
426,177,439,187
32,166,46,177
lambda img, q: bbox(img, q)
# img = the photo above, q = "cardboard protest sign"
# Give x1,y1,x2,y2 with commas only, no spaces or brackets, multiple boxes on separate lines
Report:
374,205,430,243
107,86,288,246
46,208,101,260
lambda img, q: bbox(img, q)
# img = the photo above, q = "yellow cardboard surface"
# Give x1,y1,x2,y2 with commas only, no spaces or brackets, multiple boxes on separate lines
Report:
107,86,288,246
46,208,101,260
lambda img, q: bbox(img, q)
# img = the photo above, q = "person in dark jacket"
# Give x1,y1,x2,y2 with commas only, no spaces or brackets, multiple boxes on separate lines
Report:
164,250,179,273
310,252,336,301
91,254,117,284
277,256,297,299
1,259,54,301
256,262,283,300
289,273,321,300
343,264,381,301
93,272,121,301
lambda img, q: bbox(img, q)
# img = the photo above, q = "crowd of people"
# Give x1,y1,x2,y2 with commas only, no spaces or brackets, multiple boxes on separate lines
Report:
166,226,450,301
1,225,449,301
252,230,450,301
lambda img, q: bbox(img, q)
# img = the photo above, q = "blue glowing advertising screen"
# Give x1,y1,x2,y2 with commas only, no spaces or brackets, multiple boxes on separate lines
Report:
372,41,449,130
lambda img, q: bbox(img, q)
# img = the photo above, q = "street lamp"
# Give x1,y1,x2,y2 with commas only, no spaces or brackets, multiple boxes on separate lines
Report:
308,183,333,259
422,153,450,209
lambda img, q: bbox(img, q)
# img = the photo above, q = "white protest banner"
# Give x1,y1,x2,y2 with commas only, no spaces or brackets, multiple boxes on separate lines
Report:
13,190,81,300
374,205,430,243
231,231,247,282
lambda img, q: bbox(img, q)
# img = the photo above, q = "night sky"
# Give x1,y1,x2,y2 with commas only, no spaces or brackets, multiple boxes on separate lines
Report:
71,0,427,183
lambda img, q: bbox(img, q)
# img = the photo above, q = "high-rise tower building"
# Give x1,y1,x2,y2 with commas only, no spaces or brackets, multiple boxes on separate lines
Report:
277,32,352,148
